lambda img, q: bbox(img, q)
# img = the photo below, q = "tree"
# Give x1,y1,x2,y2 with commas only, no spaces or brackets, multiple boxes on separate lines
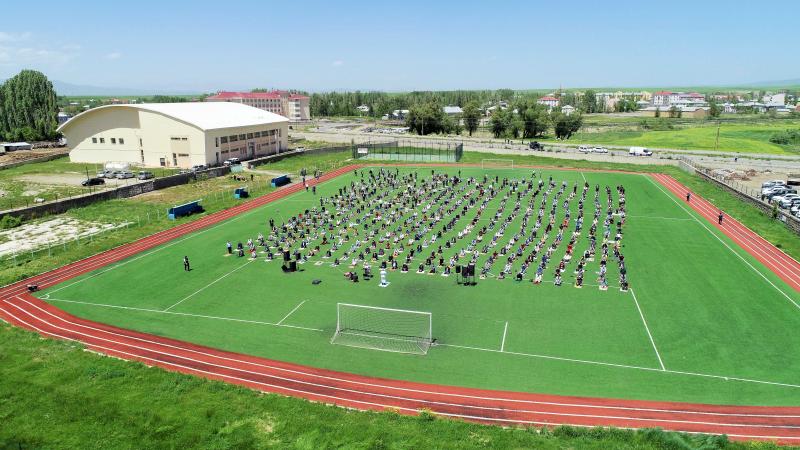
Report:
462,102,481,136
552,112,583,140
709,100,721,118
406,102,447,135
668,106,681,118
490,109,507,138
654,107,660,118
581,90,597,113
0,70,58,141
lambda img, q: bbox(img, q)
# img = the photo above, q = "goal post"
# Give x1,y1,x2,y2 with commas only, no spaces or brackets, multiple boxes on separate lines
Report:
481,159,515,170
331,303,433,354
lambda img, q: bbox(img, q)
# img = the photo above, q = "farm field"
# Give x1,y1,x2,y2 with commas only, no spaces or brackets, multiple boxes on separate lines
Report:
33,165,800,406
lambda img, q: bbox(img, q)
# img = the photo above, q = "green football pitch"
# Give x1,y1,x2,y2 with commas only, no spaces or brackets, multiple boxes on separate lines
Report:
36,166,800,406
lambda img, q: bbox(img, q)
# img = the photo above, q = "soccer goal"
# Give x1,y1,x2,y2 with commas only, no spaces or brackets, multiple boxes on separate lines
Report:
481,159,515,170
331,303,433,354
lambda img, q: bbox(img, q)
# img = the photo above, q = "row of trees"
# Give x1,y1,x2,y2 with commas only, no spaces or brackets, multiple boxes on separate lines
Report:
0,70,59,141
489,103,582,140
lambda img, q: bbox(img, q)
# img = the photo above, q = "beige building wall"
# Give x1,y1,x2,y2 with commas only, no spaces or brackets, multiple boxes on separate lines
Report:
64,108,288,168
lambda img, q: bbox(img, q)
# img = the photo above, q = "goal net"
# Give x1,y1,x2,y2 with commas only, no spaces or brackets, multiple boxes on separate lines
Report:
331,303,433,354
481,159,515,169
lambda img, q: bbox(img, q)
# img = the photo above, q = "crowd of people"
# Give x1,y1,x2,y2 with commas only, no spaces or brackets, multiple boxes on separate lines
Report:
222,168,630,291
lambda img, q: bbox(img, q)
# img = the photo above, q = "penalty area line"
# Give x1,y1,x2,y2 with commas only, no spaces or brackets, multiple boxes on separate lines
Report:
630,288,665,371
47,297,323,332
277,300,307,326
500,321,508,352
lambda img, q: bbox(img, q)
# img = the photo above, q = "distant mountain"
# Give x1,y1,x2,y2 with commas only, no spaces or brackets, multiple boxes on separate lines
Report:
51,80,199,97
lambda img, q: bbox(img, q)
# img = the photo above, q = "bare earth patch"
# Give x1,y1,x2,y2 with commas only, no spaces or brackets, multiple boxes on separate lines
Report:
0,218,130,256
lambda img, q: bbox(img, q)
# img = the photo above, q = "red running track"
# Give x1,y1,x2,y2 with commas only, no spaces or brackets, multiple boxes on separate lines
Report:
1,166,799,444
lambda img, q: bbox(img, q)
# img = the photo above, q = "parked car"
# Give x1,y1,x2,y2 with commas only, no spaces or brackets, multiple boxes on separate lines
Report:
766,188,796,200
191,164,207,172
81,177,105,187
223,157,241,166
528,141,543,151
629,146,653,156
593,146,609,153
578,145,591,153
115,171,135,179
137,171,154,180
762,185,789,196
778,194,800,208
762,180,786,189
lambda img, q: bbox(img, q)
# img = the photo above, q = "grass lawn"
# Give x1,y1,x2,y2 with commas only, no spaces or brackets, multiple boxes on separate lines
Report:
36,166,800,406
1,323,759,450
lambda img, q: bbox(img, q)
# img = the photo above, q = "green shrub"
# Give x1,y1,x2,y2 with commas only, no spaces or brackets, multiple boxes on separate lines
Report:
0,215,22,230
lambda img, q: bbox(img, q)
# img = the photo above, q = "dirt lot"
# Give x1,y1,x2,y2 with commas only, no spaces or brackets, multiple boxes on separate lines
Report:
17,173,132,187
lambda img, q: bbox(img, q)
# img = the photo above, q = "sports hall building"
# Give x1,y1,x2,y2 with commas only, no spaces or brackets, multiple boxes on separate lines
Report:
58,102,289,168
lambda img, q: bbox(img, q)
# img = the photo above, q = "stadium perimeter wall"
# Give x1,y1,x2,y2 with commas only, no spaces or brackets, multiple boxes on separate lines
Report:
0,166,231,221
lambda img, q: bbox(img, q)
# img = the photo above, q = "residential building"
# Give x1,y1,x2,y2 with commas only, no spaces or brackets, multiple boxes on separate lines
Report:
443,106,463,115
652,91,706,107
641,105,709,119
205,90,310,122
537,96,559,108
59,102,288,168
561,105,576,115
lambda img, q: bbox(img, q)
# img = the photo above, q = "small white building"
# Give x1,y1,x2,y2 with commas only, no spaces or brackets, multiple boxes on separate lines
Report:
356,105,370,114
561,105,576,115
58,102,289,168
537,96,559,108
443,105,463,115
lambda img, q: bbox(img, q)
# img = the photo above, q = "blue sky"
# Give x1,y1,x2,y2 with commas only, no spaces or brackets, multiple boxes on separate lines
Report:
1,0,798,92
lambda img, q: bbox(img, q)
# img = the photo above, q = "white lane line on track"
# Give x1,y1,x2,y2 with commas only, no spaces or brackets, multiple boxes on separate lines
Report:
164,259,255,312
47,297,323,332
630,288,665,371
3,300,800,438
646,174,800,312
13,291,800,415
500,321,508,352
277,300,307,326
656,174,800,282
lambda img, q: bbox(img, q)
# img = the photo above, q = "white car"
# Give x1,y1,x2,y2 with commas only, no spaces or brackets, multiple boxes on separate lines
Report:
115,171,134,179
762,180,786,189
578,145,591,153
778,195,800,208
593,146,608,153
629,146,653,156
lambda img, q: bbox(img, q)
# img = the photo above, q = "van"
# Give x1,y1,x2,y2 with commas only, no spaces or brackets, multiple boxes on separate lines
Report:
629,146,652,156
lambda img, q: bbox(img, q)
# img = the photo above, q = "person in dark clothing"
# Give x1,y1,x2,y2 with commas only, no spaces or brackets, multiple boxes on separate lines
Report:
718,210,724,225
686,192,691,202
183,256,191,271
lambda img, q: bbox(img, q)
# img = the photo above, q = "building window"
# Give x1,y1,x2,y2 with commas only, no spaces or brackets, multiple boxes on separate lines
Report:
119,138,124,145
92,138,97,143
230,135,238,142
139,138,143,146
238,134,245,140
160,157,166,167
221,136,228,144
111,138,116,144
99,137,105,143
215,137,219,147
246,133,253,139
254,131,261,138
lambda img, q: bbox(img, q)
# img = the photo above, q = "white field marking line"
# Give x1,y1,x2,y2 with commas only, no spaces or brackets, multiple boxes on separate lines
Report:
645,175,800,311
439,342,800,390
580,171,587,182
656,174,800,282
6,301,800,432
47,297,323,332
164,259,255,312
6,307,800,441
277,300,307,326
500,321,509,352
630,288,665,371
22,172,350,297
625,215,694,221
14,296,800,418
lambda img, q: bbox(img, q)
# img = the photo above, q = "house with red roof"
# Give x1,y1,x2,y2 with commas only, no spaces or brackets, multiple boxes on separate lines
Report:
537,96,560,109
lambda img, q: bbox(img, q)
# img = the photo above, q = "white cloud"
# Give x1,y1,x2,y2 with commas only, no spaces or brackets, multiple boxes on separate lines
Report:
105,51,122,60
0,32,79,67
0,31,32,43
332,60,344,67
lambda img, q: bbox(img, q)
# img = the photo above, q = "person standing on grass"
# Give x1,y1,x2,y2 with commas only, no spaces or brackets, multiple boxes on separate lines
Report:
686,192,691,202
226,241,232,255
312,185,316,195
183,256,191,271
718,210,724,225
